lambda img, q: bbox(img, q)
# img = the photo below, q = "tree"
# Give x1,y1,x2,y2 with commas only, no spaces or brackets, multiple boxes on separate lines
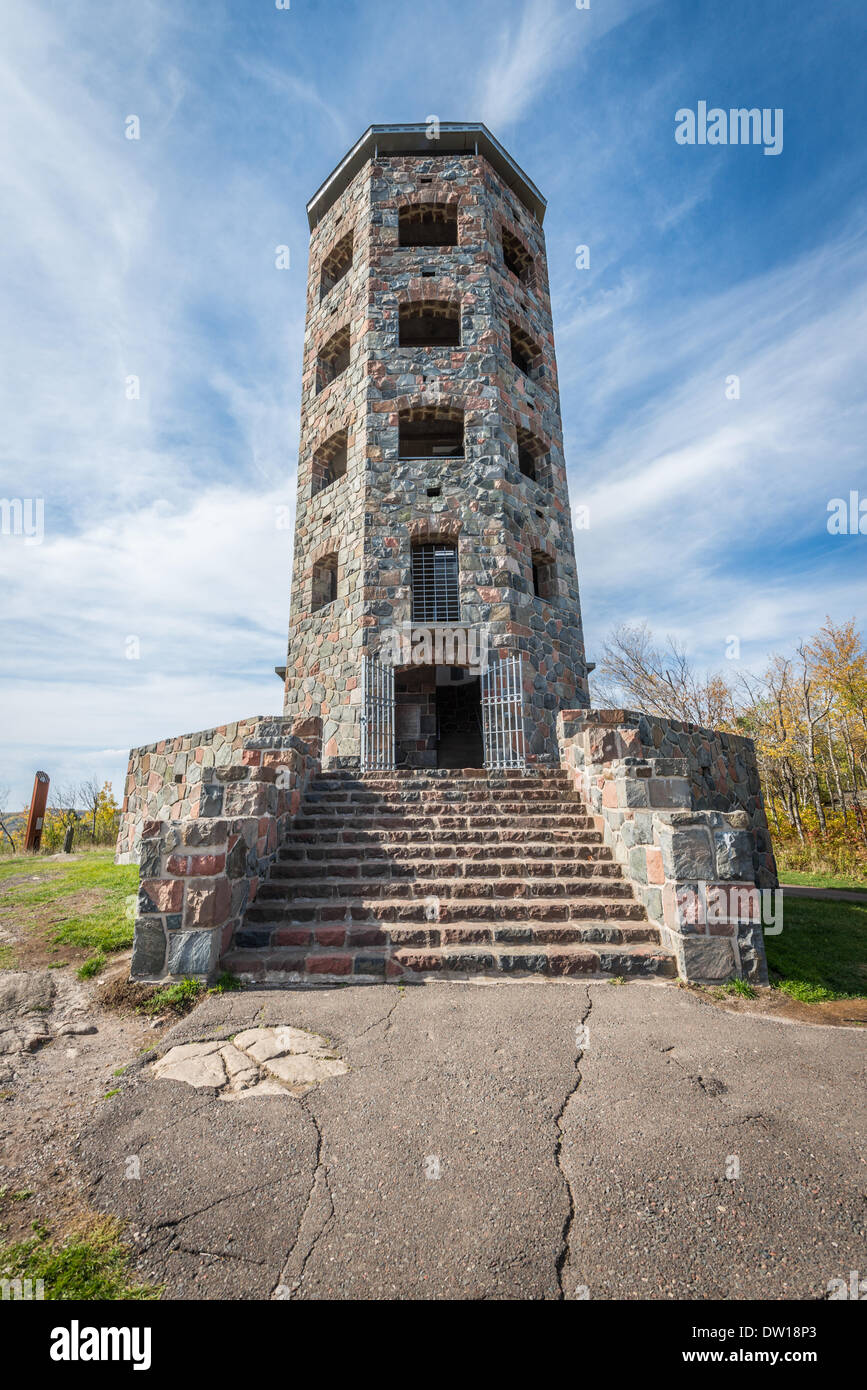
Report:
594,623,736,728
78,777,102,841
92,783,120,845
0,785,17,851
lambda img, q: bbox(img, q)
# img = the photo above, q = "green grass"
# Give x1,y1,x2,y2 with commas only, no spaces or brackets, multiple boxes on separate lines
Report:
0,1218,161,1300
766,896,867,1002
138,976,203,1016
779,869,867,893
76,953,106,980
715,978,758,999
0,850,137,955
208,971,243,994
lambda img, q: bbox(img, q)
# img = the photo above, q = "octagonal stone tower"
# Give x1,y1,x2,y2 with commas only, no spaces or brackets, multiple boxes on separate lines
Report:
282,123,591,767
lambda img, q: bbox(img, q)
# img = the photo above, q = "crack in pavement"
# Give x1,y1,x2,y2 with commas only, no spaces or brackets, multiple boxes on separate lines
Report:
271,988,411,1298
270,1094,334,1299
150,1177,283,1231
553,984,592,1300
173,1245,267,1265
349,986,406,1043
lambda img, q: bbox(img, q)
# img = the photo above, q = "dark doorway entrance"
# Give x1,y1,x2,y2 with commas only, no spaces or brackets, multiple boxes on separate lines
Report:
436,674,483,768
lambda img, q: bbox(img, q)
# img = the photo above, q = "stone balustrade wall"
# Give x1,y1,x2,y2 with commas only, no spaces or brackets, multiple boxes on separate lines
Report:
119,717,322,982
557,709,778,984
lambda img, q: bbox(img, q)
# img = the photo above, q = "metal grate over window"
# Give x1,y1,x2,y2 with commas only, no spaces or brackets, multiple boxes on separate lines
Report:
411,545,459,623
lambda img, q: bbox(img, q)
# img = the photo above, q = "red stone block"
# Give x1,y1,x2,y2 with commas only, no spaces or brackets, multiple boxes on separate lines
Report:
142,878,183,912
548,952,598,975
273,928,312,946
165,855,189,876
396,951,441,971
315,927,346,947
306,953,351,974
646,848,664,885
188,853,226,876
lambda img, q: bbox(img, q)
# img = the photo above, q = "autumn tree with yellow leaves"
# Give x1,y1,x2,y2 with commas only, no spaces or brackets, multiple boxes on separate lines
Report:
594,617,867,877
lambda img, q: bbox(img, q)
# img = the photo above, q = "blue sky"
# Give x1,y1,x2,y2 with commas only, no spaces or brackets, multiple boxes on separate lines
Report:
1,0,865,808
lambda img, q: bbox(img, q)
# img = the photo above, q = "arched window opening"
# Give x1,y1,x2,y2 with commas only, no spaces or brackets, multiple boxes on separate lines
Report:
398,408,464,460
510,323,542,378
398,301,461,348
312,554,339,611
399,204,457,248
502,226,533,284
320,230,353,301
531,551,556,601
312,429,348,495
316,326,350,393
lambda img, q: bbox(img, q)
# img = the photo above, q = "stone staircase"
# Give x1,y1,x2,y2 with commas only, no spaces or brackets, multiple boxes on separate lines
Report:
222,768,678,984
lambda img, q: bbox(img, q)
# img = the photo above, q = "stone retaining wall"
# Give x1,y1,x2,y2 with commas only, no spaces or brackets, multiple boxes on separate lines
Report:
557,709,778,984
119,717,322,982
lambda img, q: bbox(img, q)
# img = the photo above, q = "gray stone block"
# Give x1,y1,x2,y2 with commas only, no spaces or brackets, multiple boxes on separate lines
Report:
680,934,736,983
714,829,754,880
659,825,715,881
131,920,167,979
167,930,218,977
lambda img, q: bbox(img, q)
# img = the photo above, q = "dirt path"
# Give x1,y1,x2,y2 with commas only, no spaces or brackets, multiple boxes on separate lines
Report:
0,955,168,1247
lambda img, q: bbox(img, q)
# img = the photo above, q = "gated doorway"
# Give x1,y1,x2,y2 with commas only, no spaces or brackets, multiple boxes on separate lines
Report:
436,673,483,768
363,652,526,771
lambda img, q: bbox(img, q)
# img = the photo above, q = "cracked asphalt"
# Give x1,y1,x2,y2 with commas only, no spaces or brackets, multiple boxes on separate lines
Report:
76,981,866,1300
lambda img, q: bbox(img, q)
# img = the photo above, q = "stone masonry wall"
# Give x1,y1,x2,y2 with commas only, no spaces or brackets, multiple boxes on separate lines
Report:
116,715,274,862
283,148,591,766
126,718,322,982
557,709,778,984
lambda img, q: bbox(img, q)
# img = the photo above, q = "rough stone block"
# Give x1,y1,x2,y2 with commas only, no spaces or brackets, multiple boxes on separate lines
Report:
658,825,714,882
140,878,183,913
679,934,736,984
130,920,166,978
167,929,219,976
184,878,232,929
714,829,754,880
648,777,691,808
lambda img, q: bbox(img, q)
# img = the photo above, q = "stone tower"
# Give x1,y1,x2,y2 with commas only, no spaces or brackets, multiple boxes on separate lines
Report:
282,123,591,768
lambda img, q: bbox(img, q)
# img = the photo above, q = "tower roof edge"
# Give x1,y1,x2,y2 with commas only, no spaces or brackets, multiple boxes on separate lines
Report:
306,123,547,229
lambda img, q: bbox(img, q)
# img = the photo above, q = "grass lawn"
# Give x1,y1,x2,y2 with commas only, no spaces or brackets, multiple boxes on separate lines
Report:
0,849,137,966
766,896,867,1002
0,1216,161,1300
778,869,867,892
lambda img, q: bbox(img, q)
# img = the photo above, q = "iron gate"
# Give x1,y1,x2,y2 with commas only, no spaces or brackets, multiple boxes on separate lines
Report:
481,653,526,770
360,652,395,771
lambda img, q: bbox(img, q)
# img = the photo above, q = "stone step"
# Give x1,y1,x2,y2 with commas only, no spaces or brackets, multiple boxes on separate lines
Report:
234,921,660,949
221,940,676,983
310,772,572,788
276,841,613,863
255,876,635,901
298,797,581,813
304,788,579,806
268,858,624,882
288,827,604,846
292,813,595,831
244,897,647,926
